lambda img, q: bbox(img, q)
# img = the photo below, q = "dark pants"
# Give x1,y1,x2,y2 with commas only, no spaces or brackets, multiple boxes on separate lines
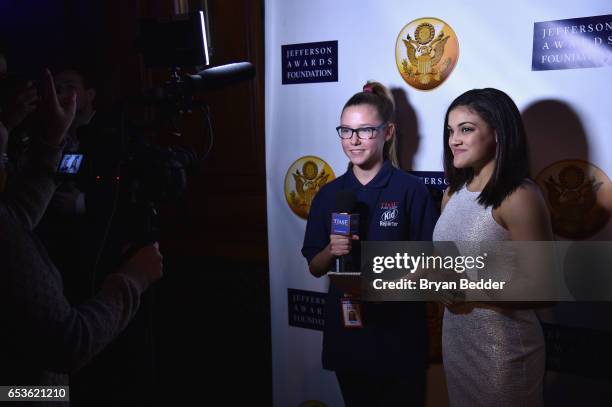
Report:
336,370,426,407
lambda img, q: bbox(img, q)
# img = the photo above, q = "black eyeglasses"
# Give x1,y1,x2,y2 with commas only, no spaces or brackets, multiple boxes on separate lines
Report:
336,123,387,139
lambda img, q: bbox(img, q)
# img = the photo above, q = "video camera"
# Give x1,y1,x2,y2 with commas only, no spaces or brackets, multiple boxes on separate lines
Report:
121,9,254,203
95,9,255,255
135,10,254,114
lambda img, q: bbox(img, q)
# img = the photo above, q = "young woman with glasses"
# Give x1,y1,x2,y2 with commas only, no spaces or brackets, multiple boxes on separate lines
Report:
302,81,438,407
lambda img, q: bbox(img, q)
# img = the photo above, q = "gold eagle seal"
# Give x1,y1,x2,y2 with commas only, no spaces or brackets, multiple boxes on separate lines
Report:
285,156,335,219
536,160,612,239
395,18,459,91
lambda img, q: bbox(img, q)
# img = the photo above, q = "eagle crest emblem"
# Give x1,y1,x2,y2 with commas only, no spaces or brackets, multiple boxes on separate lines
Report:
395,18,459,90
536,160,612,239
285,156,335,219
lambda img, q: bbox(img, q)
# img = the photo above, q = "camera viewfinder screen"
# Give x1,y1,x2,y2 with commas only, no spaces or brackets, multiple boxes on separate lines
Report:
58,154,84,175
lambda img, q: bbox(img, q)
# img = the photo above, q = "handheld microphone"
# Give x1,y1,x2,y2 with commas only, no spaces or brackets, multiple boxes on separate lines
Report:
331,189,359,273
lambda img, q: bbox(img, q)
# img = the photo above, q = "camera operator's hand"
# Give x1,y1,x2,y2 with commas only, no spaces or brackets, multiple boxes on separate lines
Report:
119,242,163,291
50,189,80,214
1,81,38,132
41,68,75,145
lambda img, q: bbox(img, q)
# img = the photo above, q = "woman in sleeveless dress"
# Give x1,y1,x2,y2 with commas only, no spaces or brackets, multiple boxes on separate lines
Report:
433,88,553,407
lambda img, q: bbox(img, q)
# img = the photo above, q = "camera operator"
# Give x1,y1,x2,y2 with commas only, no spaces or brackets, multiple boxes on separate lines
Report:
35,65,114,304
0,68,163,398
34,63,166,405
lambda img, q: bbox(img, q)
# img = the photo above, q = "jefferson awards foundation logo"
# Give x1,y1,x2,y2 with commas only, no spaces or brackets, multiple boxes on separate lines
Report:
282,40,338,85
285,156,335,219
395,17,459,91
532,14,612,71
536,160,612,239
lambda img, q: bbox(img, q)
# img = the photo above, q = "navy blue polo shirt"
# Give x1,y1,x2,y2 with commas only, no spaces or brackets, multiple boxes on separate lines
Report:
302,160,439,375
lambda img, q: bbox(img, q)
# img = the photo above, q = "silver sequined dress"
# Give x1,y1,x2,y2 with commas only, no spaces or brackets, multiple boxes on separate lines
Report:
433,186,545,407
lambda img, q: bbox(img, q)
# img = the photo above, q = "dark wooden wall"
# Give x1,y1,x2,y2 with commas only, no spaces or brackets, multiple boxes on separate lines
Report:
104,0,268,262
0,0,267,261
160,0,268,261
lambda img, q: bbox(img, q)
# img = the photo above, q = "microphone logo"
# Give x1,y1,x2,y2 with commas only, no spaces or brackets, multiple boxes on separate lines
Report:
331,213,359,236
333,218,349,226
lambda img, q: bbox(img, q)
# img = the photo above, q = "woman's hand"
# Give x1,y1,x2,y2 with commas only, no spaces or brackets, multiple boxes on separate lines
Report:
329,234,359,257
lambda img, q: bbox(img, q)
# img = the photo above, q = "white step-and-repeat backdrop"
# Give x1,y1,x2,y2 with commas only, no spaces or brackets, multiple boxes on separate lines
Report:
265,1,612,406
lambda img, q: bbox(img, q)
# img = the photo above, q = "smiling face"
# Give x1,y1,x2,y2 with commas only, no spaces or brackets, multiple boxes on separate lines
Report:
447,105,497,170
340,104,392,170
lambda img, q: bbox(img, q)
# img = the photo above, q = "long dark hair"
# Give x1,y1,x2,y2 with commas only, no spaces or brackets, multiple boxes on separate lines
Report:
443,88,528,208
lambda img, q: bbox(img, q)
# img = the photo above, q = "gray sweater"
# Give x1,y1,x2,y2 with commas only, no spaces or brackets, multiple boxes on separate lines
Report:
0,139,146,405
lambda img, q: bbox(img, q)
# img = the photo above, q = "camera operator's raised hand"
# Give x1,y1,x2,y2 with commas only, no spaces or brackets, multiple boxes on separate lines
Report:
41,68,75,144
0,69,76,229
1,80,38,133
118,242,164,291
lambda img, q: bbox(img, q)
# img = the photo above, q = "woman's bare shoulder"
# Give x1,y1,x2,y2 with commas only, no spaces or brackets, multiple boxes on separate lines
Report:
498,179,552,240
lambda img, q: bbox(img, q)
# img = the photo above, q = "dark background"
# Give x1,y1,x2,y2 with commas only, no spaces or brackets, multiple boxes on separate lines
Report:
0,0,271,404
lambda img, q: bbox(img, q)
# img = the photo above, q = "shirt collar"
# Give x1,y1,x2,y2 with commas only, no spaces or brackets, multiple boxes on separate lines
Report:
345,160,394,189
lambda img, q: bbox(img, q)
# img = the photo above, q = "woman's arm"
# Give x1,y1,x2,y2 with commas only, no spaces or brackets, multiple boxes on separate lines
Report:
447,182,555,309
495,180,553,241
308,234,358,278
308,242,334,278
482,180,555,306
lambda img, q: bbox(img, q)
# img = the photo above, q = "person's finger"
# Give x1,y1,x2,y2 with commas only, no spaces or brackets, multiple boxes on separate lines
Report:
41,68,56,106
65,90,77,118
